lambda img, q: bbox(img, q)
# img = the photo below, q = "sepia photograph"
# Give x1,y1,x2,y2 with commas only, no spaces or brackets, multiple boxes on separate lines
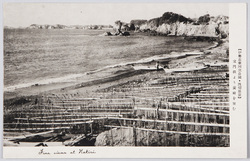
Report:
1,2,248,158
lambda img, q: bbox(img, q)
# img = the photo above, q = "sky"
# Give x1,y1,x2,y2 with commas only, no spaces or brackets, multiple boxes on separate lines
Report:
3,3,229,27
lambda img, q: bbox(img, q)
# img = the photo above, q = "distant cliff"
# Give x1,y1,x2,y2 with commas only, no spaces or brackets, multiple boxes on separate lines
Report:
27,24,113,30
129,12,229,39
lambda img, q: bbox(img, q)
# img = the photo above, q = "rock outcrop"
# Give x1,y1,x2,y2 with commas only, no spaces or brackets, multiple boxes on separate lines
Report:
113,12,229,38
130,12,229,39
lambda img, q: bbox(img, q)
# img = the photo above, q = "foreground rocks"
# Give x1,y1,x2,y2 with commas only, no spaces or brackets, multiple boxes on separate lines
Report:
101,31,130,36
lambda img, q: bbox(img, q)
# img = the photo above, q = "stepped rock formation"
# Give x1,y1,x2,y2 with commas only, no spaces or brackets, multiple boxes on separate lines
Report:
156,23,219,37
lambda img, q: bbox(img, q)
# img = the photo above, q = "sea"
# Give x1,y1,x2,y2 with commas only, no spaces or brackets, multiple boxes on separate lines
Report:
4,29,213,91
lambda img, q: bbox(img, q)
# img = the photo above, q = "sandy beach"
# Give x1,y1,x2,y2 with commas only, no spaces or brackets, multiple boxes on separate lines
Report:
4,38,223,100
4,36,226,94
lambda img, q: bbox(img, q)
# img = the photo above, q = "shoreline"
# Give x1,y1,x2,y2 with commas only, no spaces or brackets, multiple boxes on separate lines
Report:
3,36,229,147
4,39,220,101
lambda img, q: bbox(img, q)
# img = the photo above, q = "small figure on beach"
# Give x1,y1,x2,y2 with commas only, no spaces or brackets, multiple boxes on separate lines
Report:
156,61,160,70
34,97,38,104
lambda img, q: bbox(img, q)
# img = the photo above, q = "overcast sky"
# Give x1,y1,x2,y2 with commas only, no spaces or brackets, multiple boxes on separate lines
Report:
4,3,229,27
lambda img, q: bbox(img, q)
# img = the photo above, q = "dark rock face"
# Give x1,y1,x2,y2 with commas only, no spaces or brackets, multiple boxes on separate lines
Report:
197,14,211,25
129,24,135,31
160,12,193,25
147,12,193,28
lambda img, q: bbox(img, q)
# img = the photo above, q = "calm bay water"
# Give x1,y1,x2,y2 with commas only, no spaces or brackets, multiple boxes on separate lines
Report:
4,29,212,90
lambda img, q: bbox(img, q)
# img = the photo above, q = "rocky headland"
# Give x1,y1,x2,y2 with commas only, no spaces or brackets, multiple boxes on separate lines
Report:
113,12,228,39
